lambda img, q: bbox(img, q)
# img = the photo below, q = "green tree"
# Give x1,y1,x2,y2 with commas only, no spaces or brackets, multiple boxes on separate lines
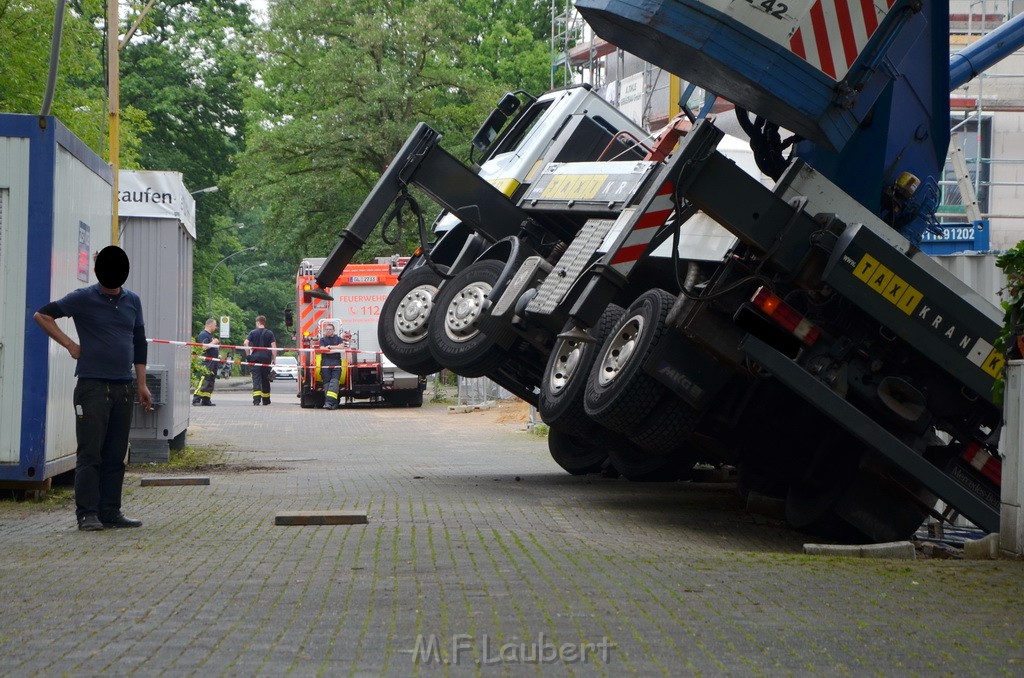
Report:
120,0,258,193
0,0,148,163
463,0,554,95
118,0,262,333
231,0,552,263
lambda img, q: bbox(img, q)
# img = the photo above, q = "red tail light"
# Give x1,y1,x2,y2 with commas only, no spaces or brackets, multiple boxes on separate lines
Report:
961,442,1001,485
751,287,821,346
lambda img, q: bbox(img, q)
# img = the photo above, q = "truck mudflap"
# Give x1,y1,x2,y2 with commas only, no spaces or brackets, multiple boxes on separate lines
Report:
740,334,999,533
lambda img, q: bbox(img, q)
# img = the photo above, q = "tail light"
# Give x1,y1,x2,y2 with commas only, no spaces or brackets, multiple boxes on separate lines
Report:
961,442,1001,486
750,287,821,346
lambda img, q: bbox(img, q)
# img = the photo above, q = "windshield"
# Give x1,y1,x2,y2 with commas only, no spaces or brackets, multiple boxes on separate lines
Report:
277,357,297,365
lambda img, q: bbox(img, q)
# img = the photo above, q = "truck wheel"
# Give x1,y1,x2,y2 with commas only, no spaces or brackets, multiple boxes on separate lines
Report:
628,395,702,453
830,467,934,542
784,432,863,539
784,432,932,543
584,289,675,434
378,265,446,375
547,427,608,475
538,305,624,436
427,259,511,377
607,440,697,482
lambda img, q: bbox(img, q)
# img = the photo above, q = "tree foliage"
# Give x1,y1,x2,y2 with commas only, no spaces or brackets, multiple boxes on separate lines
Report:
120,0,258,192
116,0,264,333
0,0,147,163
230,0,553,263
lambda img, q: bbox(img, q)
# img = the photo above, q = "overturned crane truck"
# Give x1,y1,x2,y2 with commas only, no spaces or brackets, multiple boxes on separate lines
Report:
314,1,1024,542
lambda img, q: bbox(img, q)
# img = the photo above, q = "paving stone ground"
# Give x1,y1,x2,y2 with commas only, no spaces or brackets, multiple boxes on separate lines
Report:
1,387,1022,677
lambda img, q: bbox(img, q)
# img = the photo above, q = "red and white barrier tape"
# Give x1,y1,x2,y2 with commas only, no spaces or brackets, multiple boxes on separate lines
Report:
195,356,362,371
148,337,382,358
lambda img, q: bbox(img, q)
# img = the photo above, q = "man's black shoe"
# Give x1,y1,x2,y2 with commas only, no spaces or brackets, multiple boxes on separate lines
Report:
78,515,104,531
201,400,216,406
192,398,201,406
100,513,143,528
262,399,271,405
254,399,261,406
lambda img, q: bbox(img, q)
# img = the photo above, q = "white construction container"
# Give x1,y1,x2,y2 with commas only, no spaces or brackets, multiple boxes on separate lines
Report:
0,115,113,485
119,170,196,462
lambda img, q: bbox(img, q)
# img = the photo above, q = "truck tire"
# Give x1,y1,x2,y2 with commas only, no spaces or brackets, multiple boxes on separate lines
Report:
628,395,702,453
427,259,512,377
584,289,675,434
378,265,446,376
784,432,932,543
784,431,863,538
547,427,608,475
607,440,697,482
538,305,624,436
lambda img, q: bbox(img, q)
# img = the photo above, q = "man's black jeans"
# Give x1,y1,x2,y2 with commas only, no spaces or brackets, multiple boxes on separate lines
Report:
73,379,134,520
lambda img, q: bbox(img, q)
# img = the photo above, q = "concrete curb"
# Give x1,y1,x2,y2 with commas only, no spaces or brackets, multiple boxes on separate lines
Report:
448,401,497,414
963,533,1000,560
803,541,917,559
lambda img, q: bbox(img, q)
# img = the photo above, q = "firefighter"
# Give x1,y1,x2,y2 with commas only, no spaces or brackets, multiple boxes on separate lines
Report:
318,322,347,410
192,318,219,406
244,315,277,405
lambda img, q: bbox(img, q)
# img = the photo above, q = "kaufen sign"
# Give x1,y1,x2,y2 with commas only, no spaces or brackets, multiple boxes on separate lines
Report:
118,170,196,238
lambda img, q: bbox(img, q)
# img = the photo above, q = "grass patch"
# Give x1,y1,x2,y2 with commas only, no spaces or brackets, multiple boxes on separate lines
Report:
530,422,549,436
0,486,74,511
129,444,230,472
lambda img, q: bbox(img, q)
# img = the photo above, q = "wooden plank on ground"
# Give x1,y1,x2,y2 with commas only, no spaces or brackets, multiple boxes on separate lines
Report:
140,476,211,487
0,479,52,492
275,510,368,526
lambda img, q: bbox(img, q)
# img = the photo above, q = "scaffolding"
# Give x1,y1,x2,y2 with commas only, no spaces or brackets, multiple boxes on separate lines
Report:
943,0,1024,241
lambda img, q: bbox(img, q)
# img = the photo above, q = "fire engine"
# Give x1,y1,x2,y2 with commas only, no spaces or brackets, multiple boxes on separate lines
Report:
289,257,425,407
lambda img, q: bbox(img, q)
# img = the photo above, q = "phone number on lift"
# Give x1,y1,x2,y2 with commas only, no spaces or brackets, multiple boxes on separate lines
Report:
921,227,976,242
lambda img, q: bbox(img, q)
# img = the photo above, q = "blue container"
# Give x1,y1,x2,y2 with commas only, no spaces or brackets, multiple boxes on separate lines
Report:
0,115,113,483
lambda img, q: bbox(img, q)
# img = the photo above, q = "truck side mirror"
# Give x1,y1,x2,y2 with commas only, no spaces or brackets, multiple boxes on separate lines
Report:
284,307,293,328
471,91,528,160
471,108,508,156
496,91,521,116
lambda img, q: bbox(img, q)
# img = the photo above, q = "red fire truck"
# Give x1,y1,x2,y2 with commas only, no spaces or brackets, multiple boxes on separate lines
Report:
289,257,425,407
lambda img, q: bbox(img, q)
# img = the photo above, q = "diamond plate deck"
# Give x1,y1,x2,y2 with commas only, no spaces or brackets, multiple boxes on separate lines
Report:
526,218,617,316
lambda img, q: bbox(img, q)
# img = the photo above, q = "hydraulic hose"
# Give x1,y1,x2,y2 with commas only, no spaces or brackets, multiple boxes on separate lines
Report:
40,0,67,116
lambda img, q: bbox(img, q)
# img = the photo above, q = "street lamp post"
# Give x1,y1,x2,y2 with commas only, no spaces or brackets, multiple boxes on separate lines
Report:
191,186,220,196
208,246,257,318
236,262,268,285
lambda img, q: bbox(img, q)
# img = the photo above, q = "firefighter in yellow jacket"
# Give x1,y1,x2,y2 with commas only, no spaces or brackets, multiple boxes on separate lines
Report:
318,322,348,410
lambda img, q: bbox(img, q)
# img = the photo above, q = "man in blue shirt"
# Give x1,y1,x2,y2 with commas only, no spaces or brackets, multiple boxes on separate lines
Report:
192,318,220,406
33,246,153,531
